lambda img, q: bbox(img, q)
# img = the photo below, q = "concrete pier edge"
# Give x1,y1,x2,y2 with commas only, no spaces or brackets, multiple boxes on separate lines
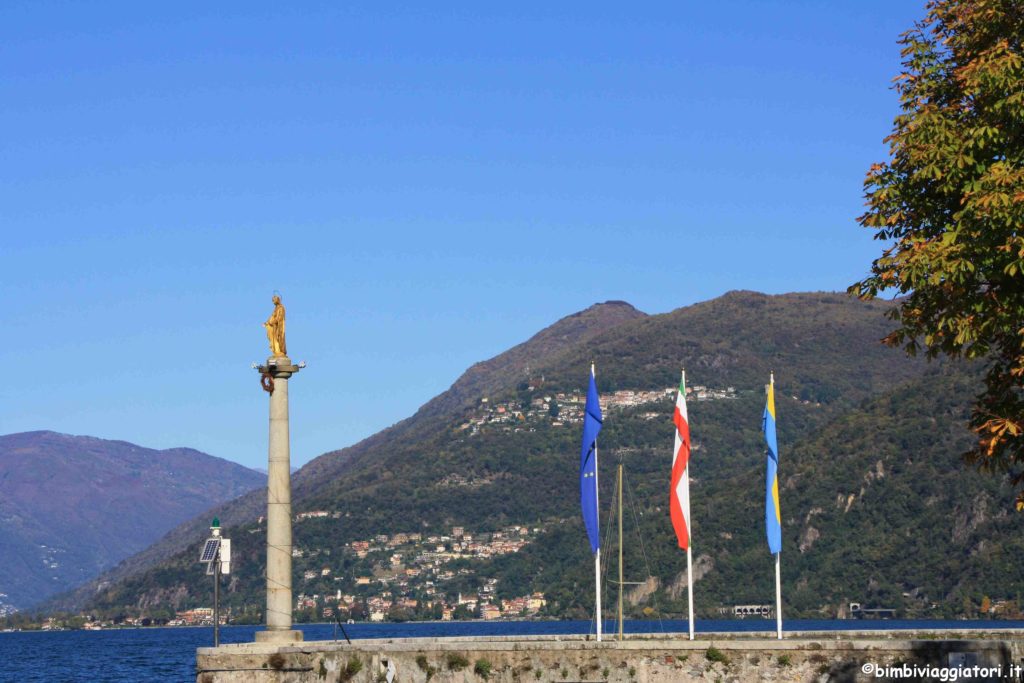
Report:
197,630,1024,682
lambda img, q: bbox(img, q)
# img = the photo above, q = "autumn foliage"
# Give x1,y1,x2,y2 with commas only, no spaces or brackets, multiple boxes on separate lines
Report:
851,0,1024,505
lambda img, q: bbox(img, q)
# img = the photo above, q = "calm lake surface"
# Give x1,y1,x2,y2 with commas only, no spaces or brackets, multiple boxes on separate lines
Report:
3,619,1023,682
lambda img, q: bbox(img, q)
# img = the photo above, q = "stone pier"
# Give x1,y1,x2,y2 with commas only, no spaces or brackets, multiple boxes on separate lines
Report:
255,355,302,644
197,631,1024,682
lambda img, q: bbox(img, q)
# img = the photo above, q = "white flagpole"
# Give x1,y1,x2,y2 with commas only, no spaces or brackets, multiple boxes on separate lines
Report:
592,362,602,642
686,544,694,640
595,550,602,642
683,368,694,641
679,370,696,638
770,371,782,640
775,553,782,639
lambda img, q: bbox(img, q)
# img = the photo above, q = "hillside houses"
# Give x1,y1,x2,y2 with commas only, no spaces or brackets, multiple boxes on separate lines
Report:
286,524,548,624
295,510,333,521
333,525,535,570
461,384,737,436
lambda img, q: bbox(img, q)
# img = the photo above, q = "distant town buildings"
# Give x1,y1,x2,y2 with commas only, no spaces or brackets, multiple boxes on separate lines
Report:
167,607,228,626
459,385,738,436
279,524,548,623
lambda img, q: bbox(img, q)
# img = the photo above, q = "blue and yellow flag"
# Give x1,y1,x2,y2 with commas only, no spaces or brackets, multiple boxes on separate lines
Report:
763,374,782,555
580,367,603,554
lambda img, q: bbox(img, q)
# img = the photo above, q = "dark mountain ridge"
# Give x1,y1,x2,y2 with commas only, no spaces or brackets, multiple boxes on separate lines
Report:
413,300,646,420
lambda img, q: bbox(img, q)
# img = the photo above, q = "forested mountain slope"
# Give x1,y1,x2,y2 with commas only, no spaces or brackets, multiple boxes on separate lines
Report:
65,292,1020,620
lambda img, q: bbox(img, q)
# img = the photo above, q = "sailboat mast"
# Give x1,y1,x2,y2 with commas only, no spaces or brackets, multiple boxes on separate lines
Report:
617,461,624,640
593,363,602,643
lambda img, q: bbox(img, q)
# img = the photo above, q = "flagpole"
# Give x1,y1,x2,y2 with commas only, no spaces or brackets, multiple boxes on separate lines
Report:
769,371,782,640
592,362,602,642
682,370,695,641
686,544,694,640
775,552,782,639
595,550,602,642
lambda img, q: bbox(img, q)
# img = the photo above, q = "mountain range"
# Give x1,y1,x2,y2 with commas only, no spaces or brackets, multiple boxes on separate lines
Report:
0,431,265,611
39,291,1024,621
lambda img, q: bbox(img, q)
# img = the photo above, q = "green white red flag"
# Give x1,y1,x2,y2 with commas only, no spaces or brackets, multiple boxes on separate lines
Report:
670,371,691,549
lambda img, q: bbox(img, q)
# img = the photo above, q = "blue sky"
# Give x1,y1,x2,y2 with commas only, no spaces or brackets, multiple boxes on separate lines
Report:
2,1,921,469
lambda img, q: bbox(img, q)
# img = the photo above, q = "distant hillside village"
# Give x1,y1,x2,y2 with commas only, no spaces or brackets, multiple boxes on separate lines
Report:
23,524,552,631
242,522,547,624
461,384,738,436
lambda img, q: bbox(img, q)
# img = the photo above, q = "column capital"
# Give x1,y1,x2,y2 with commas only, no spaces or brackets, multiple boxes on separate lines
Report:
257,356,302,379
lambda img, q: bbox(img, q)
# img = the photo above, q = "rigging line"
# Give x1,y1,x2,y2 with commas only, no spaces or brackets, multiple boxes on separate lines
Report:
586,472,618,638
264,575,293,589
614,450,622,638
622,470,666,636
565,558,589,638
601,475,617,575
601,461,623,636
601,471,617,579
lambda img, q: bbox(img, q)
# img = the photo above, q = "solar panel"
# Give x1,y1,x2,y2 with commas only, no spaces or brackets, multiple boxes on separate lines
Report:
200,539,221,563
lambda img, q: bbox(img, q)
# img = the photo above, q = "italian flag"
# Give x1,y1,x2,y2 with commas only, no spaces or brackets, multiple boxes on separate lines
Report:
670,371,691,549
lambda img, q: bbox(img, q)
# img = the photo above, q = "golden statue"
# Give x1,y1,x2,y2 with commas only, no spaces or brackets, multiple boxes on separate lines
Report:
264,294,287,357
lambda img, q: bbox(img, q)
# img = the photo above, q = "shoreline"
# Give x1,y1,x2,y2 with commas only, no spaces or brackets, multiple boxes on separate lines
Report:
7,618,1024,637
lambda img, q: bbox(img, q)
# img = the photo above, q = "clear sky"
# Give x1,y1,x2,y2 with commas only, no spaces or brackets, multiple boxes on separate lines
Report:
2,1,921,469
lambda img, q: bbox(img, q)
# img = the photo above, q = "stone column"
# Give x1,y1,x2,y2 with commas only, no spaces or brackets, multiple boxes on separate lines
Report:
255,355,303,643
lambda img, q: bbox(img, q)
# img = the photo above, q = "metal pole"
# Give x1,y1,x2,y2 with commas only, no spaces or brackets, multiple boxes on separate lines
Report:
335,610,352,645
214,548,220,647
686,544,694,640
614,462,622,643
594,455,602,640
593,361,602,643
775,552,783,639
684,366,695,642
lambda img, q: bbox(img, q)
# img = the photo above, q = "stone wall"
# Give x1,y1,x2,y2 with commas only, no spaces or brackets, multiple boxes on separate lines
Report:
196,633,1024,683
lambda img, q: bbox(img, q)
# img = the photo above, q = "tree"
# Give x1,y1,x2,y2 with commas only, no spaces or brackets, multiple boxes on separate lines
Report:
850,0,1024,504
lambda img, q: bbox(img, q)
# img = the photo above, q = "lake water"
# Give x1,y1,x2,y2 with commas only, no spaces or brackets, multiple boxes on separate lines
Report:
3,619,1023,682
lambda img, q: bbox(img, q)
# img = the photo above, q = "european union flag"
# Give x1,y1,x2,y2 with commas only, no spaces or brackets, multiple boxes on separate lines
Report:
763,374,782,555
580,368,603,554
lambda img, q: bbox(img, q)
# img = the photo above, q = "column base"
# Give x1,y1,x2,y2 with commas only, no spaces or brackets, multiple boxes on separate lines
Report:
254,629,304,643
